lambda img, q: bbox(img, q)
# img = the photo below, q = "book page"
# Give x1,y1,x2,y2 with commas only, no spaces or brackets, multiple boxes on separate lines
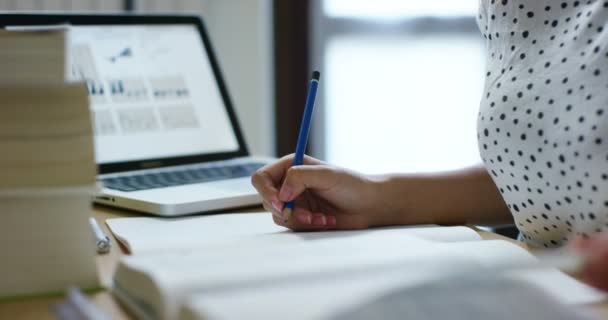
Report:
114,237,604,320
106,211,481,254
182,273,598,320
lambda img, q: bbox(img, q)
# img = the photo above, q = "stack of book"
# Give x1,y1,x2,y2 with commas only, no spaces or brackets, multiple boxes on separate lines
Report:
0,28,99,300
0,29,69,85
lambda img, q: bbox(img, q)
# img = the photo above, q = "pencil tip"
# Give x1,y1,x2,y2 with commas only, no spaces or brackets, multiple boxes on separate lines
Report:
312,71,320,81
282,208,292,223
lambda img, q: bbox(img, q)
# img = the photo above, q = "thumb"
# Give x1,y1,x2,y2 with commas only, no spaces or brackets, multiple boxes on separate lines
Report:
278,165,338,202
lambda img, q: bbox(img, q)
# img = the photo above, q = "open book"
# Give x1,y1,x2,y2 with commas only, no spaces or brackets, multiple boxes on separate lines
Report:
107,212,605,320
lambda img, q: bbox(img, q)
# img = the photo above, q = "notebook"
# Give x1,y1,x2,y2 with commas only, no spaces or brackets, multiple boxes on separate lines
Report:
1,14,272,216
107,212,605,320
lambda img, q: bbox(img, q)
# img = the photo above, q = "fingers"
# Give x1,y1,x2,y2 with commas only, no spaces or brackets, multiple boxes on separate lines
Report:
251,154,325,207
254,155,343,231
573,233,608,292
264,197,335,230
580,246,608,292
253,155,295,187
270,207,338,231
262,200,284,220
253,170,283,211
253,155,324,186
278,165,338,203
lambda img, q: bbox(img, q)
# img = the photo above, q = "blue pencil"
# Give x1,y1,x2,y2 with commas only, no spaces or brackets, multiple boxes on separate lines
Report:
282,71,321,222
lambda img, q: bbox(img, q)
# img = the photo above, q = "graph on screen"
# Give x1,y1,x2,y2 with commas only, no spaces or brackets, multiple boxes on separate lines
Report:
67,25,240,164
70,37,194,135
158,105,200,129
117,108,160,134
150,76,190,100
107,78,149,103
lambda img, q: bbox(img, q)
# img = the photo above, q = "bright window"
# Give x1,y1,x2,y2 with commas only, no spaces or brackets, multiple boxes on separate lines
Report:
324,0,478,19
314,1,485,174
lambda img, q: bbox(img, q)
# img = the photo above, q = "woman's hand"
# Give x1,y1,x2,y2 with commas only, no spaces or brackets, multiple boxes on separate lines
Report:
251,154,385,231
573,232,608,292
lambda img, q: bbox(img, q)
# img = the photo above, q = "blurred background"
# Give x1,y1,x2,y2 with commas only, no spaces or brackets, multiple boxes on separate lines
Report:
0,0,485,175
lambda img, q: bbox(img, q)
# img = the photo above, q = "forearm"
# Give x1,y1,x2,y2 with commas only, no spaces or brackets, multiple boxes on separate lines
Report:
370,165,513,226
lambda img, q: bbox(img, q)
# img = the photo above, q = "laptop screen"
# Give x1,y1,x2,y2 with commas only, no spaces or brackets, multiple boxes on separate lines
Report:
69,24,240,165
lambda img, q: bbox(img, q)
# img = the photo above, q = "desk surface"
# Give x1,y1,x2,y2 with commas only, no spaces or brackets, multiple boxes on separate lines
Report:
1,205,607,320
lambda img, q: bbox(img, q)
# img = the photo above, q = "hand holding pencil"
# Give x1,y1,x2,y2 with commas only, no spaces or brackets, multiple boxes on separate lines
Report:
251,153,383,231
252,71,389,230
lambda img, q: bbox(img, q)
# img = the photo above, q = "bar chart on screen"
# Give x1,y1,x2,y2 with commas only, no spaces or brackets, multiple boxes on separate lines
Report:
150,75,190,100
86,80,106,97
93,110,118,136
107,78,149,103
64,24,241,163
116,108,160,134
158,105,200,130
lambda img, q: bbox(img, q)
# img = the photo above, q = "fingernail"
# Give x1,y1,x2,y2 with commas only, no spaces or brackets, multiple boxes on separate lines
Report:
271,200,283,212
312,215,326,226
296,212,311,225
279,186,293,201
326,216,337,227
272,210,283,219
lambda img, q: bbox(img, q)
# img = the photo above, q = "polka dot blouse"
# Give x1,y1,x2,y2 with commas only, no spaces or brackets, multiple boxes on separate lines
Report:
477,0,608,248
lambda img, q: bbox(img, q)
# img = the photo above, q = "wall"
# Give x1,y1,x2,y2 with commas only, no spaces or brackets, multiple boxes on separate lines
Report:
196,0,275,157
0,0,275,157
136,0,276,157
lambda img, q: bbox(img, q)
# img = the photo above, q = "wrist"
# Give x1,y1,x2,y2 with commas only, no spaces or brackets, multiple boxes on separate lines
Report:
363,174,412,227
368,174,438,227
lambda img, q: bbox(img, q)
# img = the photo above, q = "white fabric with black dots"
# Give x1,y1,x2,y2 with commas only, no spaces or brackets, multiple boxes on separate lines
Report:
477,0,608,248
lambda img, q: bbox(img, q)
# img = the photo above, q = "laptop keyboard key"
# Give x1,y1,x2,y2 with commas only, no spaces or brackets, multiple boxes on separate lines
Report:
101,162,265,192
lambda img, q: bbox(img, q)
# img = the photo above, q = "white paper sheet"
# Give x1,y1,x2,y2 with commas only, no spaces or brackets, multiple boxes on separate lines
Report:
106,211,482,254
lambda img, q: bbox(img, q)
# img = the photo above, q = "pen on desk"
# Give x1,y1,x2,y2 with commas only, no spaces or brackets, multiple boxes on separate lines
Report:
282,71,321,222
88,217,111,254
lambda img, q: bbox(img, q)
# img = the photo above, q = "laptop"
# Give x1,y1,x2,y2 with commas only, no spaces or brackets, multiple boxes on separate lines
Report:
1,14,272,216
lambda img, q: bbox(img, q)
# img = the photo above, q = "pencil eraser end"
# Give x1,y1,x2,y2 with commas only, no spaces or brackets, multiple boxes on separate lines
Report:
312,71,321,81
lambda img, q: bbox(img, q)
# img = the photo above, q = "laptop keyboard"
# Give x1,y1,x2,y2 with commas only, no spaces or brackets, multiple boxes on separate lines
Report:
101,162,265,192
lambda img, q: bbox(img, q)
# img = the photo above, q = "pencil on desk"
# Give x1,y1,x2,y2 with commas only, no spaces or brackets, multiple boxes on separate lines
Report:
282,71,321,222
